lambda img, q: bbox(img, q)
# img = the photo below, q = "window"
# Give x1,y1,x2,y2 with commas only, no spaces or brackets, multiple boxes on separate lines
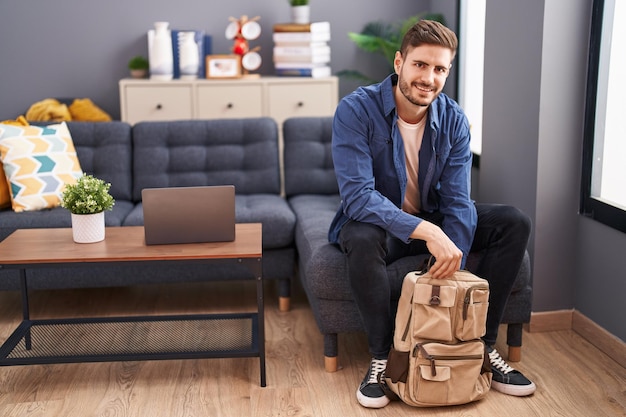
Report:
581,0,626,233
458,0,486,157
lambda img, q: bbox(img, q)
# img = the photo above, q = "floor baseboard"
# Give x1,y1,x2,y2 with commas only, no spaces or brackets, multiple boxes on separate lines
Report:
529,309,625,368
528,309,573,332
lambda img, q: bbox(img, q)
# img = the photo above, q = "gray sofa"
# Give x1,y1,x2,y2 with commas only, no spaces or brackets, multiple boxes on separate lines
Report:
282,117,533,372
0,116,532,372
0,118,296,310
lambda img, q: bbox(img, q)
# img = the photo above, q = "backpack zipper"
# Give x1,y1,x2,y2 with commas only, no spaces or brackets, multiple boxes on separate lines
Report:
463,285,489,320
412,343,484,377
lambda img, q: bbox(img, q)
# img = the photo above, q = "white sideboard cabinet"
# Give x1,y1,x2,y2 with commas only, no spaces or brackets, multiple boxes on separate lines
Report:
119,76,339,126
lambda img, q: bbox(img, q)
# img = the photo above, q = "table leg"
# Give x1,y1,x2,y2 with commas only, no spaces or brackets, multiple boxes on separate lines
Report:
19,269,32,350
257,273,266,387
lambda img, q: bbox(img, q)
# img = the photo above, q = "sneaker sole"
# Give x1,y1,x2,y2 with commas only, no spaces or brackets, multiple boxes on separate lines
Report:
356,389,390,408
491,380,537,397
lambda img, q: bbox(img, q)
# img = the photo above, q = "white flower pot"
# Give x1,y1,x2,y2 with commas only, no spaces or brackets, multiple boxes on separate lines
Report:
291,5,310,24
71,212,105,243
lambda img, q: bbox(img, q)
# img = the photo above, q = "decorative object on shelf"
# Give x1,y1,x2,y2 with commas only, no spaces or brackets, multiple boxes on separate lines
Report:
205,54,242,78
225,15,262,77
272,21,331,77
337,12,444,85
128,55,149,79
149,21,174,80
289,0,310,24
178,31,200,79
61,174,115,243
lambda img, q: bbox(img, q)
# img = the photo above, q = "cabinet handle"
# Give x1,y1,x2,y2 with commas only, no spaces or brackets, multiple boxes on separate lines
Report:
297,101,304,107
156,104,163,110
226,103,234,109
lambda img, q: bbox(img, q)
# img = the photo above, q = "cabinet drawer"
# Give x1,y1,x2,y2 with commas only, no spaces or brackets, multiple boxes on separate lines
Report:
123,85,193,124
196,85,263,119
267,82,336,124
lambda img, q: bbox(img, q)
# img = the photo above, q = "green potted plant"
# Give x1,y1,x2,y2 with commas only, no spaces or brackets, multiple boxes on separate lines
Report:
128,55,149,79
61,174,115,243
288,0,309,24
338,13,445,85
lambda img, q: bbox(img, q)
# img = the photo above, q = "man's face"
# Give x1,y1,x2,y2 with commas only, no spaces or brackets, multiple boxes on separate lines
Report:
395,44,453,108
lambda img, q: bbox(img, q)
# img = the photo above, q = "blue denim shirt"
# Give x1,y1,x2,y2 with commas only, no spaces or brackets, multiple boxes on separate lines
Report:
328,74,477,266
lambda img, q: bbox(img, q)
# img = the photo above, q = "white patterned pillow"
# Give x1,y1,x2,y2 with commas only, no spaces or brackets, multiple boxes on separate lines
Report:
0,122,83,212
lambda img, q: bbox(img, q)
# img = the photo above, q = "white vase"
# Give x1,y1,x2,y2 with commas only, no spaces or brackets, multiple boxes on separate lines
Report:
179,31,199,80
150,21,174,80
291,5,310,24
71,212,105,243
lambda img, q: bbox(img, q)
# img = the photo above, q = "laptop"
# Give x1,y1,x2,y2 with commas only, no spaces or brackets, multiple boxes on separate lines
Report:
141,185,236,245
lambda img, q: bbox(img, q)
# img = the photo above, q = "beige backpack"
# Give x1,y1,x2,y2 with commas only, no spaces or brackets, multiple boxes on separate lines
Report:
384,265,492,407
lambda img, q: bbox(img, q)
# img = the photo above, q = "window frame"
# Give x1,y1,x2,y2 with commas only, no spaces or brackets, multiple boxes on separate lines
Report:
580,0,626,233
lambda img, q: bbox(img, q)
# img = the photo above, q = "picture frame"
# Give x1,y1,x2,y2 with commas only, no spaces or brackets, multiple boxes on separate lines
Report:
206,54,241,78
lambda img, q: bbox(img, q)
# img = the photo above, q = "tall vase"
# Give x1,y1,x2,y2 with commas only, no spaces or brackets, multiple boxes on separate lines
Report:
291,5,310,24
179,31,200,80
150,21,174,80
71,212,105,243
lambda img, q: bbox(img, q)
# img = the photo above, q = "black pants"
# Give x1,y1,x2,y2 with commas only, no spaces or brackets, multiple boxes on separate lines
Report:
338,203,531,359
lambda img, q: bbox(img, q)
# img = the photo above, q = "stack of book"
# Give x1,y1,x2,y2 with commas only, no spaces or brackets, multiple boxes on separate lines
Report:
272,21,331,78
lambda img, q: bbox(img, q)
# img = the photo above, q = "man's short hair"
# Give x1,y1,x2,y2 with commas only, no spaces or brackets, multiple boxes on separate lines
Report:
400,20,458,59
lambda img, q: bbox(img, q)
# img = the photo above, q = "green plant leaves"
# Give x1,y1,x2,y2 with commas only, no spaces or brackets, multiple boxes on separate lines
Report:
339,12,446,83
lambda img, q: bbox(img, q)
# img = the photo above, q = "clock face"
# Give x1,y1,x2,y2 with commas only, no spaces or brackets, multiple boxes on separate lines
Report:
242,51,262,71
241,21,261,40
225,21,239,40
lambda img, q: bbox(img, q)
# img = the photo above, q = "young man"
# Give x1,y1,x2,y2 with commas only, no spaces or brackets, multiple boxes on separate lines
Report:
329,20,536,408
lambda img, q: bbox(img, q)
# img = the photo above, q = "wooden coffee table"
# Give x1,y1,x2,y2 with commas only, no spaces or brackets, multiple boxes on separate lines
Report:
0,224,266,386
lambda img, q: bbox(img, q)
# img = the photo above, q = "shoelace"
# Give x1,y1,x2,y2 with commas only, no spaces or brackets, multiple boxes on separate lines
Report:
367,359,387,384
488,349,515,374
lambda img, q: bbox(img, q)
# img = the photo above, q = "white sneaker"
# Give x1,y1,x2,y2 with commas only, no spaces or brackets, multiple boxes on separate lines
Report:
356,358,391,408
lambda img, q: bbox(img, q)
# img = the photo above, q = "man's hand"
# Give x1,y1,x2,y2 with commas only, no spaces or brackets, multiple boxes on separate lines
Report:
411,221,462,279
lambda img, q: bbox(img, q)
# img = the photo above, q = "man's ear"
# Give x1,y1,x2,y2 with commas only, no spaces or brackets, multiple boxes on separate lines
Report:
394,51,403,74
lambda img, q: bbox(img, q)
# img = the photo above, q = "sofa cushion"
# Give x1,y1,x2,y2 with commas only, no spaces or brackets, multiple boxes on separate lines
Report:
0,122,83,212
235,194,295,248
62,121,134,202
131,118,281,200
123,194,295,249
0,200,134,242
290,194,426,301
283,117,337,197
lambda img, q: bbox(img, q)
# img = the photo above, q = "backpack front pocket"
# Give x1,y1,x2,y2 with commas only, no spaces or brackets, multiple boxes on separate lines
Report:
412,283,456,341
455,285,489,340
409,341,489,406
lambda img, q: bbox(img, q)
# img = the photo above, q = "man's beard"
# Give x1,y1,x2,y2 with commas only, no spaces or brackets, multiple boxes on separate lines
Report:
398,76,439,107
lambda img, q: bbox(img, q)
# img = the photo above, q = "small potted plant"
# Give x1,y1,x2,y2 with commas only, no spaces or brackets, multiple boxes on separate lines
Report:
61,174,115,243
128,55,149,79
288,0,309,24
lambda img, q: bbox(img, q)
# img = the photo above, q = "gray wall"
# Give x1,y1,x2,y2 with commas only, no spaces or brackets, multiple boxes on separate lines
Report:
0,0,447,120
481,0,625,341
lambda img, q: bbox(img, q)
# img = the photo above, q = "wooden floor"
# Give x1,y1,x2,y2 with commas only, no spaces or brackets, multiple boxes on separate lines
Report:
0,278,623,417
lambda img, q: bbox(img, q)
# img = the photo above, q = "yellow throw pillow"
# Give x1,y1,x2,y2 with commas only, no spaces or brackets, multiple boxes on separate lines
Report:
0,165,10,209
25,98,72,122
69,98,112,122
0,116,29,208
0,122,83,212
